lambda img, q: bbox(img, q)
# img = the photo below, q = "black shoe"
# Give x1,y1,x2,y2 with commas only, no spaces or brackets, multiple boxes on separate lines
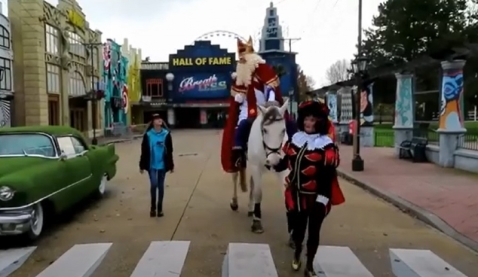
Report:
150,210,156,217
304,267,317,277
232,147,244,168
157,211,164,217
291,257,301,271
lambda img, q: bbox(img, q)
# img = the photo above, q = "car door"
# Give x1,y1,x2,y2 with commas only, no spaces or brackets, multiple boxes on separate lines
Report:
56,136,93,201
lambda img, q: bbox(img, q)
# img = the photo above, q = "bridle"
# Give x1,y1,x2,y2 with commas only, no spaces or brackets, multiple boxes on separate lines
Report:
261,128,283,158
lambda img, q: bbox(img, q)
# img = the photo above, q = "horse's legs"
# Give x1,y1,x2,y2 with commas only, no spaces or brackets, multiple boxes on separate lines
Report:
247,175,254,217
250,166,264,233
230,172,239,211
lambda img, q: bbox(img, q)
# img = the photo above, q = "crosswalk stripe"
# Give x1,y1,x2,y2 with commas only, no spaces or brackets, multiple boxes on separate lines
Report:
0,246,36,277
35,243,112,277
1,242,472,276
389,248,468,277
315,246,373,277
130,241,190,277
223,243,278,277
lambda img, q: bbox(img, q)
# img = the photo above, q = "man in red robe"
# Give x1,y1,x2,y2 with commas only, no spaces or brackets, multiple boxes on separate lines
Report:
221,37,296,172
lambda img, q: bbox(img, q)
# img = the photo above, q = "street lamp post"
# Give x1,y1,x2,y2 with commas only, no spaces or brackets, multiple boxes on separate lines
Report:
84,42,103,145
350,56,369,172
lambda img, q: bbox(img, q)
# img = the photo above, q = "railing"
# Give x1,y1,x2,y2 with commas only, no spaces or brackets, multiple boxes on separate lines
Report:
373,126,478,151
457,131,478,150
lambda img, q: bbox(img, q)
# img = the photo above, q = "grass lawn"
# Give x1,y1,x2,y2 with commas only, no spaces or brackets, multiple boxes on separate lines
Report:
373,121,478,148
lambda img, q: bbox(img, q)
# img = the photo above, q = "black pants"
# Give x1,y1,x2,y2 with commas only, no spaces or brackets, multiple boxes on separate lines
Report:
291,203,327,267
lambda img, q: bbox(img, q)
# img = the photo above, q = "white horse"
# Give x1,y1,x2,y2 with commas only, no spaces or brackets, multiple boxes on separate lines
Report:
229,100,290,233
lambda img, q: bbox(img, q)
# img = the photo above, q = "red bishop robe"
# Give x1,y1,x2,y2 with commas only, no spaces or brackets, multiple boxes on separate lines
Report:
221,63,283,173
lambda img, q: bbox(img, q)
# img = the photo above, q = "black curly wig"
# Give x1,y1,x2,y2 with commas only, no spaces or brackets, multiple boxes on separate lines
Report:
297,101,330,135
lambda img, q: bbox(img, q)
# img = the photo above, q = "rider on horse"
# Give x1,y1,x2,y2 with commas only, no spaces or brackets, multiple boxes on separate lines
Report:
221,36,296,172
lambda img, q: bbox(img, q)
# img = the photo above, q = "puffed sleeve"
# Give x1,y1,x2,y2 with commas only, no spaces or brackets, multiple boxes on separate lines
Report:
316,144,339,205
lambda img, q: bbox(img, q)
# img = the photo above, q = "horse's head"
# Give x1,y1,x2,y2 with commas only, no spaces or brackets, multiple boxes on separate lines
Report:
257,99,289,166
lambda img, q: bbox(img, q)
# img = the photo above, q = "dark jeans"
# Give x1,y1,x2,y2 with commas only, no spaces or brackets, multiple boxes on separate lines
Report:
149,169,166,211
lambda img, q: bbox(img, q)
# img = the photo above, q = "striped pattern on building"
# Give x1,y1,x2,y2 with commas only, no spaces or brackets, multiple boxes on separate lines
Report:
0,241,469,277
0,99,10,127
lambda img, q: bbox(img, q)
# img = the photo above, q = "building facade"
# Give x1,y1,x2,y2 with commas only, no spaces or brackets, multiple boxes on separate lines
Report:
137,62,169,124
137,41,235,129
0,3,13,128
102,39,128,128
9,0,103,137
121,38,142,125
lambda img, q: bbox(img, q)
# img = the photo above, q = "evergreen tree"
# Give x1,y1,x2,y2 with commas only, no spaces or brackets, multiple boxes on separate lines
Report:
362,0,469,67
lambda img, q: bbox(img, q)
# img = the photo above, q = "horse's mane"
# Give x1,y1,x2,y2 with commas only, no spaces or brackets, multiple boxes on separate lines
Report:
261,103,284,127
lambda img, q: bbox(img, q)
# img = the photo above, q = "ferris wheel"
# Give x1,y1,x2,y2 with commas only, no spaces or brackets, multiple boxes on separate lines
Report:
194,30,261,51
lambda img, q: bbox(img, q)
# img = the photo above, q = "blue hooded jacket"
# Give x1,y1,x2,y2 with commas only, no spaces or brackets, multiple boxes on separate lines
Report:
146,128,170,170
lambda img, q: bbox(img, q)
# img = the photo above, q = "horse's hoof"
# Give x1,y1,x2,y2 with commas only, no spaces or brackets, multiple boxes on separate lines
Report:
230,202,239,211
247,211,254,217
251,220,264,234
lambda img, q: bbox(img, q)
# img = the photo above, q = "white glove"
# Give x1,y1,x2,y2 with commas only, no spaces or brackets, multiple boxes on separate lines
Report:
316,195,329,205
234,93,245,103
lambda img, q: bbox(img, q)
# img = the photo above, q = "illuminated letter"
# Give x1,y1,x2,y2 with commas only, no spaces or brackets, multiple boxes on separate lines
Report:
195,57,203,65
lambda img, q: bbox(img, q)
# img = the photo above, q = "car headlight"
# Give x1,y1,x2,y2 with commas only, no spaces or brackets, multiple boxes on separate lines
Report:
0,186,15,201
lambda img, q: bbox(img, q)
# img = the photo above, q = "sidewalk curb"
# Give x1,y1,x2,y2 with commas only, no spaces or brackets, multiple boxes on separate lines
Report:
337,169,478,253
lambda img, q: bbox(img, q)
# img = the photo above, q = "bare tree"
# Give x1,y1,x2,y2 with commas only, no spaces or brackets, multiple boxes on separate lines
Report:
325,59,350,84
296,66,315,101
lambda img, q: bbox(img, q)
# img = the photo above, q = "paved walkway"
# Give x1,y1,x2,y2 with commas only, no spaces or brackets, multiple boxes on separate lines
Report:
337,145,478,251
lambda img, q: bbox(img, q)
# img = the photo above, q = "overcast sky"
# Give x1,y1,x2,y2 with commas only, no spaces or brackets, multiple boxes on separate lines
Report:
1,0,384,88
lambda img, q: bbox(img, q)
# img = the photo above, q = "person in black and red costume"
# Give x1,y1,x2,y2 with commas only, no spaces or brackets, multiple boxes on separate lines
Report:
282,100,345,276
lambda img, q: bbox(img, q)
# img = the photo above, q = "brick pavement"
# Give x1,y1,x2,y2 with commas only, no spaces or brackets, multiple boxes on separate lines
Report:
337,145,478,249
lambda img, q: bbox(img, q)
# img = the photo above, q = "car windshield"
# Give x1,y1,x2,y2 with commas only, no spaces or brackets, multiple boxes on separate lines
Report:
0,133,56,157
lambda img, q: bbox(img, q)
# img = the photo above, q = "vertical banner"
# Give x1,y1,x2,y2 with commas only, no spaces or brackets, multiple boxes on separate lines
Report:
360,83,374,126
200,109,207,124
439,60,465,131
326,93,338,123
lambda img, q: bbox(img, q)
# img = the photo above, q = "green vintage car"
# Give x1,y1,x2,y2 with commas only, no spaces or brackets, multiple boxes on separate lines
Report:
0,126,119,240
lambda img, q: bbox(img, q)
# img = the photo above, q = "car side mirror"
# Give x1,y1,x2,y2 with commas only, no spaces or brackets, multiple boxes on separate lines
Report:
59,152,67,160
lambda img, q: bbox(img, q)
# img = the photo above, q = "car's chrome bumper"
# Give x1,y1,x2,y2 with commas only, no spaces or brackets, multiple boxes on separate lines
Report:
0,208,33,235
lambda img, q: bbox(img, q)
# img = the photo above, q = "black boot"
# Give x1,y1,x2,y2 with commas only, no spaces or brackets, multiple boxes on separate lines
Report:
232,147,244,168
157,204,164,217
303,258,317,276
291,246,302,271
150,199,156,217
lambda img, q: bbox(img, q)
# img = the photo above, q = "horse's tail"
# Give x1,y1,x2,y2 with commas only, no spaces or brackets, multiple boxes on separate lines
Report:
239,168,247,192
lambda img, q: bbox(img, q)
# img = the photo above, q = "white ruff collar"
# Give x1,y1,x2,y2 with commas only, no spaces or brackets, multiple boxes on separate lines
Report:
291,132,333,150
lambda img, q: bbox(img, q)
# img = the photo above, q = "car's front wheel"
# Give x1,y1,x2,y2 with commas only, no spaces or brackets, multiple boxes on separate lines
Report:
27,203,44,240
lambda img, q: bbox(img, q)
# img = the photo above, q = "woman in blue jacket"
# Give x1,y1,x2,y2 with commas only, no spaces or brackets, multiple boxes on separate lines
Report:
139,114,174,217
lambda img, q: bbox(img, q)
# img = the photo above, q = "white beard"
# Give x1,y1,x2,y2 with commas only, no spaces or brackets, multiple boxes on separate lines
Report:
235,53,265,86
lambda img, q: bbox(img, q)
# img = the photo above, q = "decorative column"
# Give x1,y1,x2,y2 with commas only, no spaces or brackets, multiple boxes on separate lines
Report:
438,60,466,167
393,73,414,156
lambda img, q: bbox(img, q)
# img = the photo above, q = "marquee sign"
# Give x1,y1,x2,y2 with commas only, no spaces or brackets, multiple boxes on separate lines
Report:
179,75,226,93
171,57,232,67
169,40,235,72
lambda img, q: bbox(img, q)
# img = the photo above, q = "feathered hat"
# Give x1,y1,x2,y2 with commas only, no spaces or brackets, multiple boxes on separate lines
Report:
237,37,254,57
